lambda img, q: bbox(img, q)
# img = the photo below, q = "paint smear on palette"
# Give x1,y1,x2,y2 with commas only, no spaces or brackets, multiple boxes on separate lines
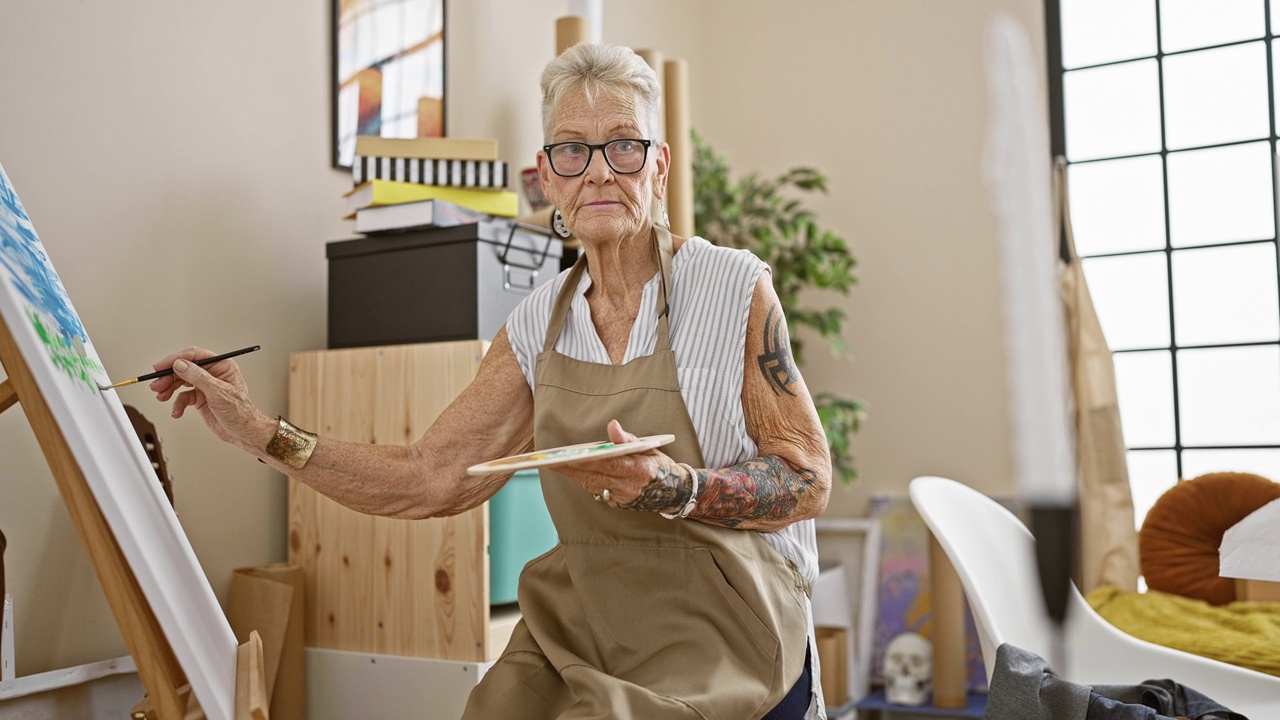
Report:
869,495,988,693
0,163,102,391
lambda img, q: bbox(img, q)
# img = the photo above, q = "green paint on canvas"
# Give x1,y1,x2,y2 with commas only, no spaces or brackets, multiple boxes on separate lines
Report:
26,306,102,393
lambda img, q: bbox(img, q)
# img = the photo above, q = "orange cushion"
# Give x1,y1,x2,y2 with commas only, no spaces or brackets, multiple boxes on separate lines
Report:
1139,472,1280,605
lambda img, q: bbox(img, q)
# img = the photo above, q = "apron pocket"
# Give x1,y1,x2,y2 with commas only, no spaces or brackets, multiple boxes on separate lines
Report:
556,544,779,680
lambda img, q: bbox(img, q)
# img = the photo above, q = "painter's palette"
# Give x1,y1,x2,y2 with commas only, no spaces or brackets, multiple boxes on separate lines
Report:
467,434,675,475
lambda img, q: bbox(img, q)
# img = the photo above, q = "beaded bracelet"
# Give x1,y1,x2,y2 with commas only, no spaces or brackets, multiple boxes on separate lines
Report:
660,463,700,520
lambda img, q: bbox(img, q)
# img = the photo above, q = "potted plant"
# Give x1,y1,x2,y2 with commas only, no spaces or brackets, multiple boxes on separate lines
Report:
692,130,865,483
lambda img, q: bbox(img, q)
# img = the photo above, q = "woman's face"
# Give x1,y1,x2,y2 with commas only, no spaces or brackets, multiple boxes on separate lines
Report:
538,89,669,244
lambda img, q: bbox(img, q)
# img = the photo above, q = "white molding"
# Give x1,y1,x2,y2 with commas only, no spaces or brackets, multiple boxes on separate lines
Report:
0,656,136,700
814,517,882,703
1,596,12,683
0,594,136,700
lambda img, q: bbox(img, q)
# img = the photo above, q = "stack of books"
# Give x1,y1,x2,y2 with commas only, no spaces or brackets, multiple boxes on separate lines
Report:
345,136,520,235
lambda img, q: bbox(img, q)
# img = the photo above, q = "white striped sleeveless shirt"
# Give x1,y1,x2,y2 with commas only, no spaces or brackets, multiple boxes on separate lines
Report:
505,235,820,588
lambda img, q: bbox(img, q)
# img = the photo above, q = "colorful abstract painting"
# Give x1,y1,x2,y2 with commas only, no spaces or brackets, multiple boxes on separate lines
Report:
0,165,102,391
870,495,988,692
333,0,446,168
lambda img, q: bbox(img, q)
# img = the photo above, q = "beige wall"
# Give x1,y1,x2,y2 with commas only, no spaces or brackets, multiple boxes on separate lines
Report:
607,0,1042,515
0,0,1039,674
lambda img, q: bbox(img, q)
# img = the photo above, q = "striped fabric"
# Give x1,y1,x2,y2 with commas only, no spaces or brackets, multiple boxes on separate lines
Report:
505,236,820,588
352,156,509,189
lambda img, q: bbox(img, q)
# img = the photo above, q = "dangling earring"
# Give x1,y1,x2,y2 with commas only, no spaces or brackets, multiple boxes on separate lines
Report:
551,207,572,238
662,200,670,228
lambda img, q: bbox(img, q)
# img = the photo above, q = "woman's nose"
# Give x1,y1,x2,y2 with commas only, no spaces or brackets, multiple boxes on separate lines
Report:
581,149,613,182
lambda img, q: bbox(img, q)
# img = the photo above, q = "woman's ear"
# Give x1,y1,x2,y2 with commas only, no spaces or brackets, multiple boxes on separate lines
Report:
653,141,671,201
536,151,556,206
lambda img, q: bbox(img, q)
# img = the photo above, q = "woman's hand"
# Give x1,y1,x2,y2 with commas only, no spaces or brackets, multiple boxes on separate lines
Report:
150,346,273,452
554,419,692,514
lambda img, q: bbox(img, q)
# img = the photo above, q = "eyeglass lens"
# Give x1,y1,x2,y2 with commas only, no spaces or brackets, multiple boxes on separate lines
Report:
549,140,647,176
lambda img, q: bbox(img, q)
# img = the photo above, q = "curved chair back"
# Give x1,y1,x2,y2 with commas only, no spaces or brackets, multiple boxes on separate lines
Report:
909,475,1280,718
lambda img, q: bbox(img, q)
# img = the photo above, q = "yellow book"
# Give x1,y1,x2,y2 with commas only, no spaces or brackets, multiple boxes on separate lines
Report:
354,136,499,162
344,181,519,218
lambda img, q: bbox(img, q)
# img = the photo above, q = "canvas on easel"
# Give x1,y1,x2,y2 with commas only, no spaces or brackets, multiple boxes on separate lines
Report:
0,160,258,720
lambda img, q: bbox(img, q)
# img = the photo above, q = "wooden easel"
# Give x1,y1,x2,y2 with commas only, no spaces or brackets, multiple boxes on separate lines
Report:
0,314,267,720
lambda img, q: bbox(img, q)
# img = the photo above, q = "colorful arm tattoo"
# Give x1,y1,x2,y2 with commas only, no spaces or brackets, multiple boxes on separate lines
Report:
689,455,816,527
623,463,693,514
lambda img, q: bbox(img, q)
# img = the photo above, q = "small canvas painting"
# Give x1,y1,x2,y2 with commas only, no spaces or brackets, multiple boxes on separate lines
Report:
870,495,988,693
333,0,447,169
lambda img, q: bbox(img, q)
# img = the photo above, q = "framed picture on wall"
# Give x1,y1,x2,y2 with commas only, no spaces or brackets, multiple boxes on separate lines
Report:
332,0,447,169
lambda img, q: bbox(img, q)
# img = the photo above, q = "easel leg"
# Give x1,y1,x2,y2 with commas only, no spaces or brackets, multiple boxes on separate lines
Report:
0,379,17,415
0,317,187,717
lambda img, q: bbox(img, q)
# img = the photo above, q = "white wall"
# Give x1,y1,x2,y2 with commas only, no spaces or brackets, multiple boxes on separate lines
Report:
0,0,1040,675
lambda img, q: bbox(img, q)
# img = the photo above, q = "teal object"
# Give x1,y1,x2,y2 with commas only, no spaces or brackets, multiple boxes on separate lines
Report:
489,470,558,604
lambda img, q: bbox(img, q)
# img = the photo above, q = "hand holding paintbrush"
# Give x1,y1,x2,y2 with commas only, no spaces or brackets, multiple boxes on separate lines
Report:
100,345,260,390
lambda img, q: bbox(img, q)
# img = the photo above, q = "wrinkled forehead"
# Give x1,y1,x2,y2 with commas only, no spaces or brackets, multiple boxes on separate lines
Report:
548,86,651,140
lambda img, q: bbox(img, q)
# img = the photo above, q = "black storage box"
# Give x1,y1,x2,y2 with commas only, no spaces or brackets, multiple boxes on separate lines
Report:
327,222,563,349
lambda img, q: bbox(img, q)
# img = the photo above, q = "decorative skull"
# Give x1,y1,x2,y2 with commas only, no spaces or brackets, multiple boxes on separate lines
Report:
884,632,933,705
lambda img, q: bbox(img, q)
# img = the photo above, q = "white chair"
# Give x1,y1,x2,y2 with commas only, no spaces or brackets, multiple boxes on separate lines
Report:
908,475,1280,719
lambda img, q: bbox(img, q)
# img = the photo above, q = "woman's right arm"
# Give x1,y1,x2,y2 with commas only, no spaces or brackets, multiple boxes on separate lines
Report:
153,327,534,520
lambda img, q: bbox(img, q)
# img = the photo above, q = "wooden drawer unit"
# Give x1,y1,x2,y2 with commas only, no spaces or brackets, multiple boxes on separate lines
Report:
287,341,508,662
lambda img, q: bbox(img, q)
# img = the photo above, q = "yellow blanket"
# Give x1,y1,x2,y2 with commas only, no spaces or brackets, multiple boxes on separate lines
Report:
1087,585,1280,677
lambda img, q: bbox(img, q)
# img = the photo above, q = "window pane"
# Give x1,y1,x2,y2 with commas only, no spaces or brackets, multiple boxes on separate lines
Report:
1160,0,1265,53
1113,350,1177,446
1068,156,1166,255
1181,448,1280,480
1163,43,1269,150
1167,142,1274,247
1064,60,1162,161
1060,0,1157,68
1178,345,1280,445
1082,254,1170,350
1172,244,1280,345
1128,450,1179,529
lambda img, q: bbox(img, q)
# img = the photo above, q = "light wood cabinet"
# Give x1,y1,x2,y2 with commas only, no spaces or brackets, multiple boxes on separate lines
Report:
287,341,516,663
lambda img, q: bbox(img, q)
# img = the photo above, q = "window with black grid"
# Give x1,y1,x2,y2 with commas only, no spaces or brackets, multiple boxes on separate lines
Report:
1046,0,1280,526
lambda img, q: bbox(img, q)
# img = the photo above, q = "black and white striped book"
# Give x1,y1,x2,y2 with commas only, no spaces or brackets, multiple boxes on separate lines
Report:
352,156,509,189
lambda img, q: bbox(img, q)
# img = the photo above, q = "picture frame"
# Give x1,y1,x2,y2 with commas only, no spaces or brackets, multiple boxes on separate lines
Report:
332,0,447,170
814,517,883,704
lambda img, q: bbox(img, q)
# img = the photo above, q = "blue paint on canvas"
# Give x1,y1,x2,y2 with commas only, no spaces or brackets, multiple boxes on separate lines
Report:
0,162,101,389
0,166,87,346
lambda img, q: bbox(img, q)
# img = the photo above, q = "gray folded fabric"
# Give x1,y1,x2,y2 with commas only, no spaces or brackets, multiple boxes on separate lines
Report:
985,644,1091,720
986,643,1247,720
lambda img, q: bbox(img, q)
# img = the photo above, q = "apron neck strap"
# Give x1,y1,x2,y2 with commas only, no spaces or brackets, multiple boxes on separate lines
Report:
541,225,676,355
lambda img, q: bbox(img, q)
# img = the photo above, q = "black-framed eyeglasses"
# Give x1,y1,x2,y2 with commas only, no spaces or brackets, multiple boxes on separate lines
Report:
541,138,653,177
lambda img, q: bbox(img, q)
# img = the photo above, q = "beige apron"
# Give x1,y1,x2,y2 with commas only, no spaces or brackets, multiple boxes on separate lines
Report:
462,226,810,720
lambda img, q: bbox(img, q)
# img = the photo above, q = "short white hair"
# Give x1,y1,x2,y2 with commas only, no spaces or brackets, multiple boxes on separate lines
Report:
540,43,661,142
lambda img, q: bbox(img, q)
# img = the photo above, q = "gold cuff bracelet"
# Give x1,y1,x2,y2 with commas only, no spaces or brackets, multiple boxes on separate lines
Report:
265,416,318,470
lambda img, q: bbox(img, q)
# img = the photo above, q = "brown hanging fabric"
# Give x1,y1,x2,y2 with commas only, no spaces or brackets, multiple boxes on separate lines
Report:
1054,157,1140,593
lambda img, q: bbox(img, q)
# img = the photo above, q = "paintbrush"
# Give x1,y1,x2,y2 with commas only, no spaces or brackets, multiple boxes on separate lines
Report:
99,345,261,390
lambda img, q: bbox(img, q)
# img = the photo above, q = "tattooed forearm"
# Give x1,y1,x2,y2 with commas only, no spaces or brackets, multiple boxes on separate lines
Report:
757,306,797,396
690,455,817,528
623,464,693,513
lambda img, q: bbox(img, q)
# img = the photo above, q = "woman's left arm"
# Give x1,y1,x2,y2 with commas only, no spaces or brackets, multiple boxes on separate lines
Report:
687,272,832,531
554,273,832,531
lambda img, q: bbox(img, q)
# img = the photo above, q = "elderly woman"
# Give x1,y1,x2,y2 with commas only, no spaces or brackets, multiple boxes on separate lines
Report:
154,43,831,719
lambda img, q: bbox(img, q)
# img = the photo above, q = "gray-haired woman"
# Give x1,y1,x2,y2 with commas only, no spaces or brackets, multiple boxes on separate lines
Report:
153,43,831,719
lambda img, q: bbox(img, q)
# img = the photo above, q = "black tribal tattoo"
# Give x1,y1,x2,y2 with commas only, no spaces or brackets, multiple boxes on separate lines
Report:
757,306,797,396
